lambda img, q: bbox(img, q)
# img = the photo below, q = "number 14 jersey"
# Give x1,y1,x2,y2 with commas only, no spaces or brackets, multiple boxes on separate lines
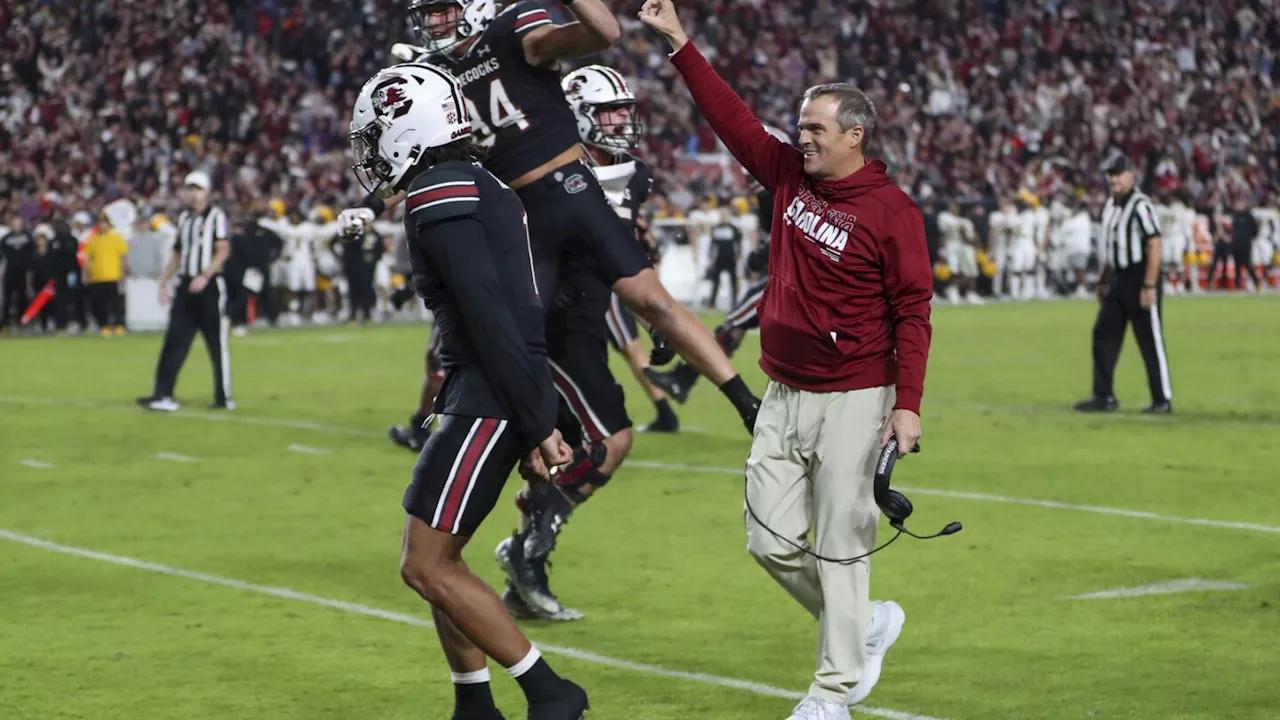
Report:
431,1,582,183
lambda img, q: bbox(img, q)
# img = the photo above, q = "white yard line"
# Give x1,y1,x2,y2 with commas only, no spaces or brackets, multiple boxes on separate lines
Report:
1063,578,1250,600
0,529,945,720
18,459,53,469
287,444,328,454
625,461,1280,535
4,395,1279,535
154,452,196,463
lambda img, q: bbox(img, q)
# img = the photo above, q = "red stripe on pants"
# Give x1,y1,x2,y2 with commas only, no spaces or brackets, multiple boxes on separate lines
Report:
552,367,606,443
438,418,499,531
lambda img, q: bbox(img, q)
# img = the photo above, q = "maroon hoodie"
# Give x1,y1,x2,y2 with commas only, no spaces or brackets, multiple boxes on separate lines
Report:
671,43,933,413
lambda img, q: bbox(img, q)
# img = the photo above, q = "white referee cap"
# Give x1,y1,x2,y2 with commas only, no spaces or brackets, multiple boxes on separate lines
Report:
184,170,212,190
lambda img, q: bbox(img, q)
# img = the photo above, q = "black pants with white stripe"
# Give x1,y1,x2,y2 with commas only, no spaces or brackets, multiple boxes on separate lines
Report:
153,277,232,405
1092,268,1173,404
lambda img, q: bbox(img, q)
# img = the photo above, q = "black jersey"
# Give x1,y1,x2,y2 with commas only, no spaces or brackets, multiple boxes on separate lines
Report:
430,2,581,183
405,161,557,448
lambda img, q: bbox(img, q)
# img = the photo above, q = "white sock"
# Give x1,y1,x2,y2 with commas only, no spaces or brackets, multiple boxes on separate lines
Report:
451,668,491,685
506,647,541,678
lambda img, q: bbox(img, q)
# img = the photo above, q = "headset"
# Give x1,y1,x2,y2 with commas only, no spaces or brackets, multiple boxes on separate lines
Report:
744,437,963,565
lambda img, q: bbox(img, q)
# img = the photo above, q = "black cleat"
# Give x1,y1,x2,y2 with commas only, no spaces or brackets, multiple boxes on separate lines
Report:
388,415,432,452
501,581,542,620
497,532,580,618
1142,401,1172,414
210,400,237,411
638,413,679,433
1073,396,1119,413
527,680,590,720
644,365,698,404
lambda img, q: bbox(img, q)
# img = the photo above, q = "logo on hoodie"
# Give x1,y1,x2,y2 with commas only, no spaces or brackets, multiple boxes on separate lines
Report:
783,188,855,260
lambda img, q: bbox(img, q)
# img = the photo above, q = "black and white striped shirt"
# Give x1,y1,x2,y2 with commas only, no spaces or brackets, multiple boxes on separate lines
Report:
1100,190,1162,270
175,206,229,278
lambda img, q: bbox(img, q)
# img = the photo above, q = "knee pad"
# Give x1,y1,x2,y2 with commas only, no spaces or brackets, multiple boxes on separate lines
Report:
552,443,611,504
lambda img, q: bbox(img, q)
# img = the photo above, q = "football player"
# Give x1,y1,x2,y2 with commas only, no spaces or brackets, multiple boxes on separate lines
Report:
494,64,672,623
561,64,678,434
352,62,588,720
344,0,761,454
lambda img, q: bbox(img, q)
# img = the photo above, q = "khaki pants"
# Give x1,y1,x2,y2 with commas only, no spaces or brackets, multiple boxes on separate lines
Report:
744,380,895,704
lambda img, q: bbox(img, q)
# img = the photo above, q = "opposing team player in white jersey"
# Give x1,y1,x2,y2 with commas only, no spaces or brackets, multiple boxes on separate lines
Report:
937,201,982,304
1005,194,1041,300
342,0,760,454
986,195,1016,299
259,209,337,323
1058,196,1094,297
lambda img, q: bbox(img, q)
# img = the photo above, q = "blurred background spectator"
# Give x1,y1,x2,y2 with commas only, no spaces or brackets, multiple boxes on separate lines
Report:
0,0,1277,332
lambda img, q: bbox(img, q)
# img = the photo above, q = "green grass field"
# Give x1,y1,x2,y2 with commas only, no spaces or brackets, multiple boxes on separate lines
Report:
2,296,1279,720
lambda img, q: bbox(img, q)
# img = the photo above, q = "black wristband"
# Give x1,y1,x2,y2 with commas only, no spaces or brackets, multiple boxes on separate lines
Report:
359,193,386,217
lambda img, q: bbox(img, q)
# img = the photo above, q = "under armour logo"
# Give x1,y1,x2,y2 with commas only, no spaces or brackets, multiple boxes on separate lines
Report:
476,45,491,57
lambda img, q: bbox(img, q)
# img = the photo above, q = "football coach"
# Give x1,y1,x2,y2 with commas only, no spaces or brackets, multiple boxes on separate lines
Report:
642,2,933,717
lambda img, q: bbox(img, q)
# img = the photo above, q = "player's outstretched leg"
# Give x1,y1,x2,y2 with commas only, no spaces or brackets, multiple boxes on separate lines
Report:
647,277,762,404
614,268,759,431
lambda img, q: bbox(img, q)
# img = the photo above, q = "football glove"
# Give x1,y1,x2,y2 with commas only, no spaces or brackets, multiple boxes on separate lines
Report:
337,208,375,238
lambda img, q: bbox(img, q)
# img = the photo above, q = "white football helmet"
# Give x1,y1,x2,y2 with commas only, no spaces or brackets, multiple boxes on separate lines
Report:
408,0,496,56
562,65,644,155
349,63,473,197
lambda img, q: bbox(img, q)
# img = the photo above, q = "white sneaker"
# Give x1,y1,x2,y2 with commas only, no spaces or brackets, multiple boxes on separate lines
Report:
786,696,850,720
147,397,180,413
847,600,906,705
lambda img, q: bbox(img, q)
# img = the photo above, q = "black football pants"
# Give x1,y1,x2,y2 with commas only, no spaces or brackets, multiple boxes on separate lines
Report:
152,277,232,404
1092,268,1173,405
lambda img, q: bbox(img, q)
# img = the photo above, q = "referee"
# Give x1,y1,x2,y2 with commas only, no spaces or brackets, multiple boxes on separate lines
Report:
137,171,234,412
1074,156,1173,415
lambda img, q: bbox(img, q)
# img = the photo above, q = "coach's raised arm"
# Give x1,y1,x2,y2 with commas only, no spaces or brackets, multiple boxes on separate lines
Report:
642,1,935,714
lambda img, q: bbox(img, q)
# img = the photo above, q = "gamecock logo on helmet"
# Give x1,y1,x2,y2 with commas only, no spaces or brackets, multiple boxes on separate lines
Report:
566,77,586,98
374,78,413,119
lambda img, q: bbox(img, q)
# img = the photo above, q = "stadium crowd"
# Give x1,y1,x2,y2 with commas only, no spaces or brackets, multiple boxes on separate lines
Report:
1,0,1278,332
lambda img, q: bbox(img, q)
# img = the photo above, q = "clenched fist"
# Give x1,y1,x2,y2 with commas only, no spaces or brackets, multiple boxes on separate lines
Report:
638,0,689,52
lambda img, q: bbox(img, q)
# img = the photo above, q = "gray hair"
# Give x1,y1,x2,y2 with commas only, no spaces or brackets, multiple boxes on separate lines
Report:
802,83,877,148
